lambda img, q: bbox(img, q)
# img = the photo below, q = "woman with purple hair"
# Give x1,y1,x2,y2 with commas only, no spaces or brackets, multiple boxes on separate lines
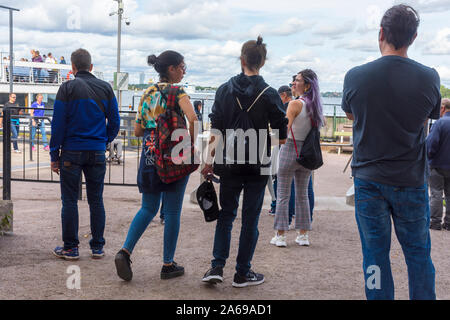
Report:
271,69,324,247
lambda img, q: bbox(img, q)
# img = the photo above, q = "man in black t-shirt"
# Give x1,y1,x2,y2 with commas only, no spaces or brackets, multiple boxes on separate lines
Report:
342,5,440,300
1,93,23,152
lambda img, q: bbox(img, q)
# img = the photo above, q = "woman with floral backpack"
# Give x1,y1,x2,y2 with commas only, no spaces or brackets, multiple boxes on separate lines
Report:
115,50,198,281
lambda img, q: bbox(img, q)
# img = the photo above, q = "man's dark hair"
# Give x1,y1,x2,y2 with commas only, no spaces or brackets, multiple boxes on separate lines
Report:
241,36,267,71
71,48,92,71
380,4,420,50
278,85,292,97
194,100,202,109
443,98,450,110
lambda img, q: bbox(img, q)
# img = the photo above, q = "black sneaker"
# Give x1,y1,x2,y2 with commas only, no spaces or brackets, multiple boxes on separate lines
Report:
430,223,442,231
161,262,184,279
114,249,133,281
232,270,265,288
202,266,224,284
443,224,450,231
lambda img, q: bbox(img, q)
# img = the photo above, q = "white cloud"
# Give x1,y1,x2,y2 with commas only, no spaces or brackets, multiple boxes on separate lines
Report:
0,0,447,92
394,0,450,13
422,28,450,55
312,21,356,39
337,37,379,52
434,65,450,82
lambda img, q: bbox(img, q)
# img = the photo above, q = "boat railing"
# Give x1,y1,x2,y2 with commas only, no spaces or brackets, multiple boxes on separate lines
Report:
0,59,103,85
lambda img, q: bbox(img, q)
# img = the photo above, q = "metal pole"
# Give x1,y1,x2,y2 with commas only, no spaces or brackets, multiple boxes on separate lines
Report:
333,105,337,139
3,107,12,200
9,9,13,94
117,0,122,111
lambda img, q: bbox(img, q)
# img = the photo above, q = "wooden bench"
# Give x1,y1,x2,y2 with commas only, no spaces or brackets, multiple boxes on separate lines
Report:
334,131,353,154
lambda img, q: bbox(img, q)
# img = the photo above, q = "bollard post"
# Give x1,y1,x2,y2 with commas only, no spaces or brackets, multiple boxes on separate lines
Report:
333,106,337,140
3,107,12,200
29,118,33,161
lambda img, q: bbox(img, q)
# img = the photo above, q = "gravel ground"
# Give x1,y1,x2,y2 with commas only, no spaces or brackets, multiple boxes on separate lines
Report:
1,152,449,300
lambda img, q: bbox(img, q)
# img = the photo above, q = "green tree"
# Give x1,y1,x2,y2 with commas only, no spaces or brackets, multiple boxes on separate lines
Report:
441,85,450,98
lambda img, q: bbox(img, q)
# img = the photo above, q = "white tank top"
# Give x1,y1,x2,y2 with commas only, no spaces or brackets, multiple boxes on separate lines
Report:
288,98,312,141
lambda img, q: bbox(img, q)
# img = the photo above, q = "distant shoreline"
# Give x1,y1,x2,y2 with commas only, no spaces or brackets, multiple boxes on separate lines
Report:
127,85,343,98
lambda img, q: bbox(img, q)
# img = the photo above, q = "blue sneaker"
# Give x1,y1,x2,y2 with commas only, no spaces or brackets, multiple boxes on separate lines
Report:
91,248,105,259
53,246,79,260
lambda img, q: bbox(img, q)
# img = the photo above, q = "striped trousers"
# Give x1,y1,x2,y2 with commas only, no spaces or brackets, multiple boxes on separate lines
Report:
274,139,312,231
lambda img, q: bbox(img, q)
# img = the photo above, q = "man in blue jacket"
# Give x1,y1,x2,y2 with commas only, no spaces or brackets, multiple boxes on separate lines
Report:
50,48,120,260
427,98,450,231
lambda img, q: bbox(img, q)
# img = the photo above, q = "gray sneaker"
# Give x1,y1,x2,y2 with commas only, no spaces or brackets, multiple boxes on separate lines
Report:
232,270,264,288
161,262,184,279
202,266,224,284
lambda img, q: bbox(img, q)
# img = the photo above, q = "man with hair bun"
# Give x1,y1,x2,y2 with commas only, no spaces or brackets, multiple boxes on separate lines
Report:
201,36,287,288
342,5,440,300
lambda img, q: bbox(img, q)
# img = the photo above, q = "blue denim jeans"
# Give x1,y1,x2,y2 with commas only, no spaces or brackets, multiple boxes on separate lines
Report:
123,175,189,264
354,177,435,300
271,175,314,221
31,120,48,147
60,150,106,250
11,120,20,151
212,175,267,276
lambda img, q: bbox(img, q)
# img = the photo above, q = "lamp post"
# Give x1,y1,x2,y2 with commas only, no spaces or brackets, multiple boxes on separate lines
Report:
0,5,20,201
0,5,20,96
110,0,129,111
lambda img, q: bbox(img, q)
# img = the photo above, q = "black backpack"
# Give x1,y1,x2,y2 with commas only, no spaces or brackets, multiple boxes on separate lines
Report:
291,120,323,170
296,125,323,170
223,86,270,174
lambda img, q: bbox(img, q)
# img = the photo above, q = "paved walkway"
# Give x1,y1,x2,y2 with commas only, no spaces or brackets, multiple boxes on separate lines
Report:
1,151,449,300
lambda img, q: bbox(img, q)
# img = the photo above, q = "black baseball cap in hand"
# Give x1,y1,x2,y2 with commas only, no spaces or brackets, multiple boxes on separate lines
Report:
196,180,220,222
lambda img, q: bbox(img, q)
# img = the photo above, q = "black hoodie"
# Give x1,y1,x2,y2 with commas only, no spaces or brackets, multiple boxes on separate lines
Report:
209,73,288,177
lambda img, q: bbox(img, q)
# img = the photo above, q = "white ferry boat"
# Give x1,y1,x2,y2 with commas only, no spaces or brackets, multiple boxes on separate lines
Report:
0,55,103,110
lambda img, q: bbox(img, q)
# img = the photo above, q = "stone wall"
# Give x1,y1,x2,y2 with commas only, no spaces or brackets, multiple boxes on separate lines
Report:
0,200,13,234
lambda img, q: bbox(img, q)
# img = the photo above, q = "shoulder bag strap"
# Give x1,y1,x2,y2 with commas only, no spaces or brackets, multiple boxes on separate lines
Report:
155,84,179,109
75,77,106,115
290,127,299,158
236,85,271,112
154,83,167,103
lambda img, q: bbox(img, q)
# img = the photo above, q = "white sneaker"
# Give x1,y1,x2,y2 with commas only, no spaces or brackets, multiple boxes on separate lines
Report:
270,233,279,245
295,233,310,246
270,233,287,247
289,223,295,231
14,149,21,153
276,235,287,247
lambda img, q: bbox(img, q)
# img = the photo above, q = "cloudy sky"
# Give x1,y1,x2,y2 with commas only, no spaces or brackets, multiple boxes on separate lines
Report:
1,0,449,91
